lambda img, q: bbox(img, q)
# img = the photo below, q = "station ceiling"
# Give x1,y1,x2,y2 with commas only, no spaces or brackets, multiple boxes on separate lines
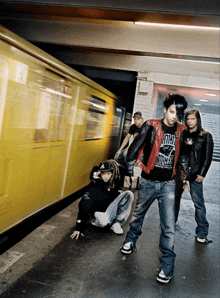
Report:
1,0,220,26
0,0,219,112
1,1,219,63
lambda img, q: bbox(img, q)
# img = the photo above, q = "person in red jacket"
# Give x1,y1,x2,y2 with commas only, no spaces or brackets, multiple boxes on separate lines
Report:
70,160,133,239
120,94,189,284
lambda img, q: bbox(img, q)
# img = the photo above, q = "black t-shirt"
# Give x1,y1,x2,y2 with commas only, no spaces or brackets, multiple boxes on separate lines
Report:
184,130,197,169
142,121,176,181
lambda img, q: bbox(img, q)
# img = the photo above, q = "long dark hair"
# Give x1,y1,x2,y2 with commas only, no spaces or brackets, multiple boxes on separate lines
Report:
185,109,203,133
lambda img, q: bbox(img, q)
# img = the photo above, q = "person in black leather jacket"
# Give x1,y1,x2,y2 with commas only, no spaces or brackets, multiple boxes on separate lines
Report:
120,94,189,284
175,109,213,244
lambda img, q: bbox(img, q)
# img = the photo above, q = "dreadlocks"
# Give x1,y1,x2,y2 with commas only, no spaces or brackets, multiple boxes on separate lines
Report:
107,159,121,187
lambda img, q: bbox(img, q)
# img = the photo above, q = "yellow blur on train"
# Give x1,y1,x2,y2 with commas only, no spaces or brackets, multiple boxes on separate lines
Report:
0,26,124,236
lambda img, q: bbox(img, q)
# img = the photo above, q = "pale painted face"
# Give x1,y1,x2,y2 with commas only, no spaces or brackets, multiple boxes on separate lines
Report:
186,113,198,131
133,116,143,127
164,104,178,127
100,171,112,182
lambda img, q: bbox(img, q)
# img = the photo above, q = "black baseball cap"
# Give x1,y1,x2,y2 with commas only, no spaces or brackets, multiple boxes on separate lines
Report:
99,161,113,172
133,111,142,118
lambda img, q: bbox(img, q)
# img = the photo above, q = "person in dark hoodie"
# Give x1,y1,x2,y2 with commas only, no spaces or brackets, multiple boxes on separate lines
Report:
70,160,134,239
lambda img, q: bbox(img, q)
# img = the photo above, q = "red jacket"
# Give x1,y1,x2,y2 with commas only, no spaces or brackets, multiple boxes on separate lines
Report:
126,119,189,180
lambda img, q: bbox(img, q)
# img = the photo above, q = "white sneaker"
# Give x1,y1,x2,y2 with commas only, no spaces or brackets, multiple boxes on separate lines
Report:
196,237,212,243
121,242,133,254
157,269,172,284
110,223,123,234
196,237,206,243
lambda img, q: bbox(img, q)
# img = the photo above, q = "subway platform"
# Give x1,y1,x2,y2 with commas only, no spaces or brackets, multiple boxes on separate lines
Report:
0,162,219,298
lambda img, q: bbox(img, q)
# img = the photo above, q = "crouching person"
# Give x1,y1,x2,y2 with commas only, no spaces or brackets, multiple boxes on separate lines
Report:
70,160,134,239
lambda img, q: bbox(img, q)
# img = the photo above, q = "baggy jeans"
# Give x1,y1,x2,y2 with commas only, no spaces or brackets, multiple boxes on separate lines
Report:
190,180,209,239
92,190,134,227
124,178,176,278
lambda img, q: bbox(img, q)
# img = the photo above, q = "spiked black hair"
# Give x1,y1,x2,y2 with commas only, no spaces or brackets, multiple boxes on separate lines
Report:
163,94,188,122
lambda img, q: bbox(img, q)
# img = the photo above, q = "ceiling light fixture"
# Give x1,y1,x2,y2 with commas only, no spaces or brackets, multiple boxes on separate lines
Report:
199,99,208,102
205,93,218,96
134,22,220,31
194,103,201,106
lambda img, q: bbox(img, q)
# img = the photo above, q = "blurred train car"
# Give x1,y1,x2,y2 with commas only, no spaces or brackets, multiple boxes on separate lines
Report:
0,26,128,238
120,111,132,148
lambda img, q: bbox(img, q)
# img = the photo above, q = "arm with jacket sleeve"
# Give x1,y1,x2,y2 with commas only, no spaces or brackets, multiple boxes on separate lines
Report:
89,166,101,181
125,121,151,176
179,131,189,181
74,192,94,233
113,177,123,193
199,132,214,177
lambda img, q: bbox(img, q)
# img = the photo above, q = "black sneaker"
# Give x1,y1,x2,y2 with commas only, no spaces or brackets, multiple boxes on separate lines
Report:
120,242,133,254
156,269,172,284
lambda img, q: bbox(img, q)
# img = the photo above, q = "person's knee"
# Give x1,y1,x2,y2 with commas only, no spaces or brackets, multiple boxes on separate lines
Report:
161,222,175,235
124,190,134,201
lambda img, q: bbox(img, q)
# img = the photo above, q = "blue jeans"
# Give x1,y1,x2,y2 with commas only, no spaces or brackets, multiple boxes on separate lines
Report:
190,180,209,239
124,178,176,278
92,191,134,227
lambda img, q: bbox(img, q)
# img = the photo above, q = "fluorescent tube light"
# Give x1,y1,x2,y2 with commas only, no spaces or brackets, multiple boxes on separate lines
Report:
134,22,220,31
205,93,218,96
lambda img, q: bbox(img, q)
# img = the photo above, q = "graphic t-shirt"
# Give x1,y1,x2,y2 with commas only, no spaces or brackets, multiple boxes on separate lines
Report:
184,130,197,169
143,121,176,181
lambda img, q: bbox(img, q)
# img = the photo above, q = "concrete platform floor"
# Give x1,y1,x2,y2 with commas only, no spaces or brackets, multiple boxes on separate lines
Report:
0,162,219,298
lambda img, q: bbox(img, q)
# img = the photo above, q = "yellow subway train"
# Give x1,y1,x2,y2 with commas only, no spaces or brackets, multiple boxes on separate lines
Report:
0,26,126,237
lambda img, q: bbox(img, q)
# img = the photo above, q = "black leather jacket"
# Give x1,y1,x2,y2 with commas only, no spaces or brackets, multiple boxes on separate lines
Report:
183,129,213,178
126,119,189,180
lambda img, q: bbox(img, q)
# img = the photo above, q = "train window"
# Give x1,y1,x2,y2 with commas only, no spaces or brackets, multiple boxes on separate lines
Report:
0,58,72,144
53,86,72,141
35,90,52,142
1,62,41,144
35,78,72,143
110,107,123,138
85,95,107,140
123,112,132,135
